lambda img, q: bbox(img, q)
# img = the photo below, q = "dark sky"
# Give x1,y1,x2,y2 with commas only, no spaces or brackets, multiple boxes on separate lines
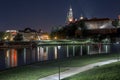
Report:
0,0,120,32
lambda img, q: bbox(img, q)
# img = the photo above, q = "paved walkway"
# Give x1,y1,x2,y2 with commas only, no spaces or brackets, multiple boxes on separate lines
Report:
39,59,119,80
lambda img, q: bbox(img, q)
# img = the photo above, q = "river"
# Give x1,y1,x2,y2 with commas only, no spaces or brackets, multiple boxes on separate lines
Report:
0,43,118,70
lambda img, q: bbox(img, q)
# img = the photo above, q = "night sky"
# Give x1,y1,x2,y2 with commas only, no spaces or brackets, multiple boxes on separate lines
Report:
0,0,120,32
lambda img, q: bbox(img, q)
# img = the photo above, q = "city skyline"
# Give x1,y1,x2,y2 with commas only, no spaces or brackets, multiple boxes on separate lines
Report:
0,0,120,32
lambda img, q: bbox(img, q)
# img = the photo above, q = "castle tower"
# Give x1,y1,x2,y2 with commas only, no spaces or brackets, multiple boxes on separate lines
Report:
80,14,84,20
66,6,74,23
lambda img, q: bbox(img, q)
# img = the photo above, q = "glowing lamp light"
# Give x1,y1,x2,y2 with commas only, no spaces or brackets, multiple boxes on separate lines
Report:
41,35,50,40
116,42,119,44
57,46,61,49
69,18,73,22
4,37,7,40
80,16,84,20
54,36,57,40
4,36,8,40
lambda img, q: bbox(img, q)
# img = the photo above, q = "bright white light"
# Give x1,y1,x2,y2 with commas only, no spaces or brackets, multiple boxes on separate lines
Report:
69,18,73,22
100,23,115,29
80,16,84,20
116,42,119,44
100,25,106,29
57,46,61,49
6,30,18,32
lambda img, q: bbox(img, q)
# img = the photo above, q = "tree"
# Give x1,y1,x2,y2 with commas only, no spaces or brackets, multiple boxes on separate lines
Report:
77,20,86,30
75,20,87,38
112,19,119,28
65,23,77,38
0,32,5,41
50,20,86,39
14,33,23,41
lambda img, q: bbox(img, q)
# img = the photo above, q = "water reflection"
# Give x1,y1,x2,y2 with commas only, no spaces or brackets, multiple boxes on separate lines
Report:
37,47,40,61
80,45,83,56
23,48,26,64
54,47,58,59
67,45,69,57
73,46,75,56
5,49,17,68
0,44,111,70
43,47,48,60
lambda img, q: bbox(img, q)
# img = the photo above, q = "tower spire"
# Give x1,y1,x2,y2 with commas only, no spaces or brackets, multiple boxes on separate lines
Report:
66,5,74,23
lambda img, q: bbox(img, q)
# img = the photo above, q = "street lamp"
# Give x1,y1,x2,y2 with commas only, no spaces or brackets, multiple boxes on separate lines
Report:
116,42,119,61
57,46,61,80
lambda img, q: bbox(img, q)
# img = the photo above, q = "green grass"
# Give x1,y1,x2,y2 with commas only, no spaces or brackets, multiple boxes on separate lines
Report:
63,61,120,80
35,53,118,67
0,53,119,80
0,66,68,80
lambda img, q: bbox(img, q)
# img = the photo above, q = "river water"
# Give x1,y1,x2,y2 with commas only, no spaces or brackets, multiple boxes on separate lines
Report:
0,43,119,70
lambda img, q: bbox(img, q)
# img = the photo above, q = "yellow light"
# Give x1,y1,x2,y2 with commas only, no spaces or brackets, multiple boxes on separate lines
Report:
41,35,50,40
69,18,73,22
54,37,57,40
4,36,8,40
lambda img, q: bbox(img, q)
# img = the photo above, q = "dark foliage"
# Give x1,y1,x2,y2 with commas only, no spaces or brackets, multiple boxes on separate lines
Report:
14,33,23,41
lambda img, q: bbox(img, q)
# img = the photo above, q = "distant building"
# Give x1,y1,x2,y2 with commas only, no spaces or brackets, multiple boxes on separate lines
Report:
4,30,18,41
40,33,50,40
84,18,115,29
75,18,115,36
66,5,114,29
19,28,40,41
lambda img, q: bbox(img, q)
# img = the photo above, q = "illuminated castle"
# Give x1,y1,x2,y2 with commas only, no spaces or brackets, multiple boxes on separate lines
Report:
66,6,84,24
66,5,115,29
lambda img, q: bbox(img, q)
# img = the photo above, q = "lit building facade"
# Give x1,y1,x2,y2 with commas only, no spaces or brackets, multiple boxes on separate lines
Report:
40,33,50,40
84,18,115,29
4,30,18,41
66,6,115,29
19,28,40,41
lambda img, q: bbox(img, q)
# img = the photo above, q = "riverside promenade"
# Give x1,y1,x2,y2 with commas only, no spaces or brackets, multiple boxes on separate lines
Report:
39,59,119,80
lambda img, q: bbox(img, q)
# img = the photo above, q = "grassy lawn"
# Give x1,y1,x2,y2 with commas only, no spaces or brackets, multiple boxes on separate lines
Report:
0,66,68,80
35,53,118,67
0,53,119,80
63,61,120,80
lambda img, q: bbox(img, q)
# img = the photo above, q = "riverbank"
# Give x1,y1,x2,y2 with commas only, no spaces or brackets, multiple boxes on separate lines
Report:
40,60,118,80
63,61,120,80
0,53,119,80
0,40,112,48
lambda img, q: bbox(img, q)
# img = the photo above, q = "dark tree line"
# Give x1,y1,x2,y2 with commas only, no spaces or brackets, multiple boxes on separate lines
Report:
13,33,23,41
50,20,86,39
50,19,120,43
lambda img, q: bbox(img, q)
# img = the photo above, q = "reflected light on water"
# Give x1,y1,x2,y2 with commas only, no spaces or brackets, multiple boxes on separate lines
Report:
5,49,17,68
57,46,61,49
54,47,58,59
